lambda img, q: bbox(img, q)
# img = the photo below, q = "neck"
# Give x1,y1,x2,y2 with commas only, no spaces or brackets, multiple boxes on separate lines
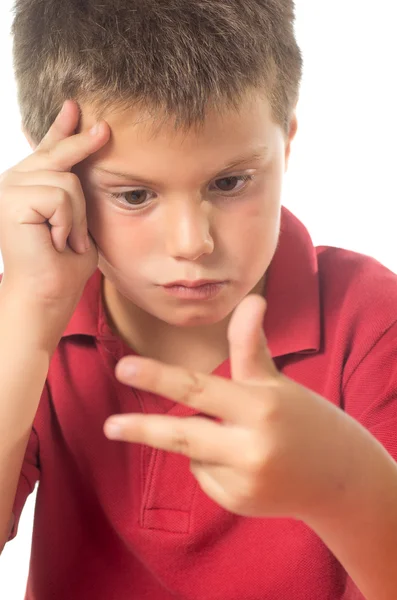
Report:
102,277,265,372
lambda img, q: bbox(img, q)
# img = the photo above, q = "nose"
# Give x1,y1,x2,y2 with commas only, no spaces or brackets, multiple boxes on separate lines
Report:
164,198,214,261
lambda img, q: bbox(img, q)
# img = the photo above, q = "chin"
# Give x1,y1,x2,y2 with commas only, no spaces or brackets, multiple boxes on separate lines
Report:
154,305,231,328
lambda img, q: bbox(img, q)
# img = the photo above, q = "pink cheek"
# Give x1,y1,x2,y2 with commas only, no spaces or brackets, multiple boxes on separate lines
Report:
92,210,157,254
243,205,264,219
227,204,267,233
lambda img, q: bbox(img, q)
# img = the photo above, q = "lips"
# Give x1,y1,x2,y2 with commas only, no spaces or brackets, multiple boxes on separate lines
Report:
163,279,224,288
161,280,228,300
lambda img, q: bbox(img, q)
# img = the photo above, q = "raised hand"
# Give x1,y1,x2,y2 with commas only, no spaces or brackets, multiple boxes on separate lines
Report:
104,294,353,521
0,100,110,351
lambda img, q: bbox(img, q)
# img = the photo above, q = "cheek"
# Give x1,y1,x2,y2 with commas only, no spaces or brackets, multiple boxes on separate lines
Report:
86,200,154,257
219,193,281,258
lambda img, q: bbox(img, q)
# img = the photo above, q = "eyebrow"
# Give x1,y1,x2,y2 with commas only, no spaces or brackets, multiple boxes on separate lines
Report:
92,147,269,182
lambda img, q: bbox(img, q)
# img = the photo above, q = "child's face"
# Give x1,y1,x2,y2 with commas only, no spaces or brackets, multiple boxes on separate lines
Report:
75,91,297,327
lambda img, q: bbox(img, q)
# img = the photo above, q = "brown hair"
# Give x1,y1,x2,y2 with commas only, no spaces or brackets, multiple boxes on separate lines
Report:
11,0,303,145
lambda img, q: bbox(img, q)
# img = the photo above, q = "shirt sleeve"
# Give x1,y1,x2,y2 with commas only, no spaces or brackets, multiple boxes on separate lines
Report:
343,320,397,462
7,389,44,541
339,322,397,599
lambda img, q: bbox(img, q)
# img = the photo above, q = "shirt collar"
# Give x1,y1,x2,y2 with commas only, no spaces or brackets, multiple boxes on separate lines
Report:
62,268,102,338
63,206,321,358
264,207,321,357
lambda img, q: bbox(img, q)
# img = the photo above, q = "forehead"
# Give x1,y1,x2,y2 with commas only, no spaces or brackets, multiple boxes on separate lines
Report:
80,90,274,138
78,91,284,173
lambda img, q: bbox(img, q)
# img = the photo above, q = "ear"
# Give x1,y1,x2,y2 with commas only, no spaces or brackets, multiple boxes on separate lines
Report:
21,125,37,151
284,109,298,172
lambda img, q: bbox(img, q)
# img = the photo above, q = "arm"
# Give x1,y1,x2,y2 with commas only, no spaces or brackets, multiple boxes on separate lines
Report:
310,323,397,599
303,412,397,600
0,100,110,550
0,289,50,552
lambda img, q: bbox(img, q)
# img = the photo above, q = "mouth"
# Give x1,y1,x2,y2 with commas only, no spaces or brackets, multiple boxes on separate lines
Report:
163,279,224,288
160,280,228,300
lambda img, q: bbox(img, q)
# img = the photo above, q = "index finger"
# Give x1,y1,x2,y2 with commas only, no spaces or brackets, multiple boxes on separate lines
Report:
37,99,81,150
115,357,262,425
17,101,110,174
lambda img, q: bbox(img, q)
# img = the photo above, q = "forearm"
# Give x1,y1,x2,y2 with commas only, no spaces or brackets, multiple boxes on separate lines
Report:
304,414,397,600
0,288,50,550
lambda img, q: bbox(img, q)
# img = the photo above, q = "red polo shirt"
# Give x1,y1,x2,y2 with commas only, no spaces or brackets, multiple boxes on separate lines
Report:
7,207,397,599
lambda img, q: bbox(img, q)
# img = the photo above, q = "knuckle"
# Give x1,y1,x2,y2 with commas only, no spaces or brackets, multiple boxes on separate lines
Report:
254,389,281,426
178,371,206,408
170,426,191,456
62,172,82,193
52,186,70,206
243,438,268,474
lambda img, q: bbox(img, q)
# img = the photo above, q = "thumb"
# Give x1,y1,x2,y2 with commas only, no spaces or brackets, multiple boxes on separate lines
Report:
228,294,278,383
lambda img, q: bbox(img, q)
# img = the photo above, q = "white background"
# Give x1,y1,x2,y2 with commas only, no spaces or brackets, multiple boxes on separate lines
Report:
0,1,396,597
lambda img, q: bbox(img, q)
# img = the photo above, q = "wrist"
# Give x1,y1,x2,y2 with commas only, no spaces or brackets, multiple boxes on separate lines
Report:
297,408,373,522
0,283,65,355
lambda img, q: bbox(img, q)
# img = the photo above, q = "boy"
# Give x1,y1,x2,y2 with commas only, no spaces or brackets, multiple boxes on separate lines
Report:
1,0,397,598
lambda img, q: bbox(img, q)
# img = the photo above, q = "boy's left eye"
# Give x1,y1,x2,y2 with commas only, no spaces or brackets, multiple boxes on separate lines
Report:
211,175,253,194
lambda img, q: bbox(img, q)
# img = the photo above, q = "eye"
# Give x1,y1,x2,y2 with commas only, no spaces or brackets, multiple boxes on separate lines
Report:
106,173,255,209
211,175,254,195
107,189,154,208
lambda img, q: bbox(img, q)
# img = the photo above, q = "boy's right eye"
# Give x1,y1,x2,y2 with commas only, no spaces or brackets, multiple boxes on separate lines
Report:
107,189,154,207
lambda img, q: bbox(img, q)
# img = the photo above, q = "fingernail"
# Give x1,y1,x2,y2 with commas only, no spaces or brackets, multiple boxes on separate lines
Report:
118,362,138,378
105,421,122,439
89,123,100,136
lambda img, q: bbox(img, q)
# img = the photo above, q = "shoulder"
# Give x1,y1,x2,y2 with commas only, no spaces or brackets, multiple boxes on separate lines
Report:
317,245,397,335
316,246,397,400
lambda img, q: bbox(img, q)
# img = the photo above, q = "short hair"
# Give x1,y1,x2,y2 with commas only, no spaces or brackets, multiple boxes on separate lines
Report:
11,0,303,145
